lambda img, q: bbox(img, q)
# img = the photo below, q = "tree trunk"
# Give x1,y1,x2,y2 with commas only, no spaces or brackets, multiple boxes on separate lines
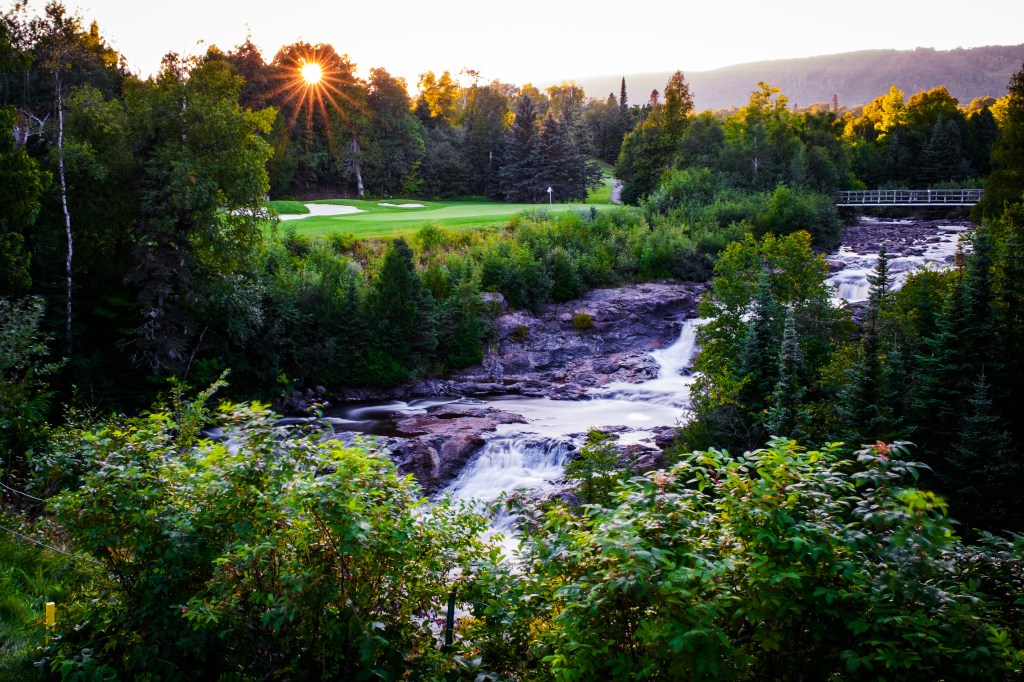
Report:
56,71,73,350
351,136,364,197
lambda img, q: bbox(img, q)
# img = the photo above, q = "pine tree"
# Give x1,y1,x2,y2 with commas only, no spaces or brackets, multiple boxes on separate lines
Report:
736,269,782,447
766,307,806,439
839,245,899,444
947,372,1018,530
496,94,542,202
989,205,1024,440
537,112,601,202
369,238,438,383
920,118,969,183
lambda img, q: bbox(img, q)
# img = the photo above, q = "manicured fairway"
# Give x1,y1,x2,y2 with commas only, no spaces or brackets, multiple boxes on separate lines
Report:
269,198,616,239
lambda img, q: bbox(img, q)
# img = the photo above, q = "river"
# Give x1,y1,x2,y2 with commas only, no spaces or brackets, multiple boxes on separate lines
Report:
318,216,970,522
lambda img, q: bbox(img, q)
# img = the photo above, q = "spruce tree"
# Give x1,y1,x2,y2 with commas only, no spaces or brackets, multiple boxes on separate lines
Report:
921,118,969,183
766,307,806,439
947,372,1018,530
369,238,437,383
989,205,1024,440
839,245,899,444
496,94,542,202
736,269,782,447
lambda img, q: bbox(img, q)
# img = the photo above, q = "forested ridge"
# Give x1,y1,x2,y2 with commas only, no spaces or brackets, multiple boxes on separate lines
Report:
574,43,1024,112
2,2,1024,679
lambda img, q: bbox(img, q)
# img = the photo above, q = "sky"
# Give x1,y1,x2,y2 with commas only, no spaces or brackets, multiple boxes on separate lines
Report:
20,0,1024,90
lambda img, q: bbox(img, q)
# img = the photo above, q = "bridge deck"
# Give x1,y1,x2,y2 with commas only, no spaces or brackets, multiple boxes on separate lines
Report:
836,189,983,207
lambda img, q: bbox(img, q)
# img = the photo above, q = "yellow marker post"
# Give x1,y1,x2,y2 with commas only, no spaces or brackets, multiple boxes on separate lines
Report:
45,602,55,644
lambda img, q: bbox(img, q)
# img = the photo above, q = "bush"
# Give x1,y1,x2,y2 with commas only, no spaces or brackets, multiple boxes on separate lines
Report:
571,312,593,331
475,440,1024,680
46,394,490,680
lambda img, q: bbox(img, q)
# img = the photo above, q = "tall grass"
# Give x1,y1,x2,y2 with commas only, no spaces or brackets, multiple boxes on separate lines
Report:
0,521,96,679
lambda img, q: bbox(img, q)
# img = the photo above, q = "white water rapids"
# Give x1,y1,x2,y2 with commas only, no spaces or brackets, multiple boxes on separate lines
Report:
441,318,703,517
826,218,969,303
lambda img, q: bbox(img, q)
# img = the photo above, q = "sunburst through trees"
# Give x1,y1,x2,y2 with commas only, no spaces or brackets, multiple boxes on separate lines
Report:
269,42,367,195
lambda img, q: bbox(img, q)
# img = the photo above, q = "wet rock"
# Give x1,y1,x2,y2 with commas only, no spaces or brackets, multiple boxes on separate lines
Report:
651,426,681,451
438,282,704,399
623,443,664,472
381,404,526,494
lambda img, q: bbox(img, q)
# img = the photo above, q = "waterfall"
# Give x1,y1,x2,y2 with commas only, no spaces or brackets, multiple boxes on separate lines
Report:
595,317,705,407
442,317,704,509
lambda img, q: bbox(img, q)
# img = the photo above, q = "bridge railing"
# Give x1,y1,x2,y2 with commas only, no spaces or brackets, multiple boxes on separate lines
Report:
836,189,984,206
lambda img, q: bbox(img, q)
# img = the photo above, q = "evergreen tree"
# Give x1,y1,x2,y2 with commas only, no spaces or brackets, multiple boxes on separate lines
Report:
368,238,437,383
615,71,693,203
766,307,806,439
364,67,423,195
463,84,510,196
989,204,1024,437
964,106,998,177
839,244,899,444
920,118,969,183
437,266,485,370
537,112,601,202
947,372,1019,530
496,94,542,202
736,269,782,448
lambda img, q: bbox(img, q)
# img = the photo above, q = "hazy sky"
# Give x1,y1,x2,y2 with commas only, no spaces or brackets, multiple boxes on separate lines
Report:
22,0,1024,89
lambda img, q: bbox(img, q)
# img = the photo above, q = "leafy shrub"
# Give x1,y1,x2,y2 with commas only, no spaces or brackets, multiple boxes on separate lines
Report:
571,312,593,331
46,395,489,680
470,440,1024,680
562,429,628,506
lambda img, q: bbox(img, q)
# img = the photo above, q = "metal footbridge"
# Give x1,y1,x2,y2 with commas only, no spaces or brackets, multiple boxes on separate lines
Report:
836,189,983,207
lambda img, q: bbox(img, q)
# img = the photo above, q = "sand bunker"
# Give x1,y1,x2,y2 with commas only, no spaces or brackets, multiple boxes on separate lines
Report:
378,202,426,208
278,203,365,220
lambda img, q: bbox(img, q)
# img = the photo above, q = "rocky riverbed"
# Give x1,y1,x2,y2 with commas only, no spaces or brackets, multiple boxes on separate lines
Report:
278,216,973,494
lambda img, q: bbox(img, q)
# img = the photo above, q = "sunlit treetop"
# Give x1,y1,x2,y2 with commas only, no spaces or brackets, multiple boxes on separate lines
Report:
270,42,362,132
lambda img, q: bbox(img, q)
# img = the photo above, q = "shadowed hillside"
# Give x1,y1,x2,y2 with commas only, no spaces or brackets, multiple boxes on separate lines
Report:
570,44,1024,111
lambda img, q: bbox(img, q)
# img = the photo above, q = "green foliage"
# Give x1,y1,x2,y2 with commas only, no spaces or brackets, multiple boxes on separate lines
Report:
45,397,490,680
0,519,99,680
482,439,1024,680
693,231,847,451
1,297,60,488
562,429,628,507
907,206,1024,531
369,237,438,381
571,311,593,331
0,106,49,298
757,184,843,250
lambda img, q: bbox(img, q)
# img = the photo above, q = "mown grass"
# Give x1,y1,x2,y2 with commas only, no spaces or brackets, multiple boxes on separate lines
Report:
269,200,309,216
267,198,618,239
587,160,618,205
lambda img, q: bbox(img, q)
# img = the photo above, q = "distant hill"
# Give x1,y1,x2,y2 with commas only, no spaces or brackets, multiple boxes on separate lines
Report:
569,45,1024,112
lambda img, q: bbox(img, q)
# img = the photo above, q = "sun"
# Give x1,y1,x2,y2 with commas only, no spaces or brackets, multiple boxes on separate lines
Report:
300,61,323,86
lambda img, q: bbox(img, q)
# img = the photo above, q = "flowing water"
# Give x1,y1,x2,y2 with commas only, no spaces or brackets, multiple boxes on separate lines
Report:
313,218,970,525
441,318,704,518
826,218,969,303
